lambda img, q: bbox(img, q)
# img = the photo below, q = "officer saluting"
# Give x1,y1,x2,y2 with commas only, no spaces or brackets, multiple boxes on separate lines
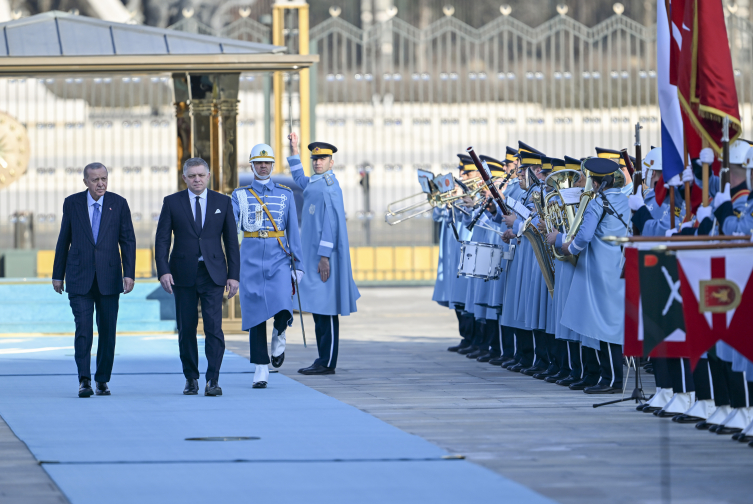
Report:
231,144,304,389
287,133,360,376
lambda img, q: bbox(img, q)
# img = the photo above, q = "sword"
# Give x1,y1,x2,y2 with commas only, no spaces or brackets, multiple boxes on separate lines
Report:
286,236,306,348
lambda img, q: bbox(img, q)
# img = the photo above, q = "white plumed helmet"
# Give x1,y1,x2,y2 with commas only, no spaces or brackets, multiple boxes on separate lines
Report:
249,143,275,163
729,139,749,165
641,147,662,186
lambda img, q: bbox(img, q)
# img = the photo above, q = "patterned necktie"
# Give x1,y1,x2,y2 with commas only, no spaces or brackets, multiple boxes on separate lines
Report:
92,202,101,244
195,196,202,232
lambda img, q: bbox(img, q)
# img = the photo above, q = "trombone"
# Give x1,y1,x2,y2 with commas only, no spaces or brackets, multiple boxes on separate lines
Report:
385,176,493,226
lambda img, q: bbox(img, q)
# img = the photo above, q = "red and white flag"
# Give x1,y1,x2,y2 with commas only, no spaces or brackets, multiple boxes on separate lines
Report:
676,248,753,367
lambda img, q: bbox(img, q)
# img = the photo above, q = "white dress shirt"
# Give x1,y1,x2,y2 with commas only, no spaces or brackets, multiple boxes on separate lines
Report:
87,190,104,225
189,188,207,261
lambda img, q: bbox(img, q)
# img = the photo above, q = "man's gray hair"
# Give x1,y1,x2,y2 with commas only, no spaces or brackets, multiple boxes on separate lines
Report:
183,157,210,175
83,162,107,180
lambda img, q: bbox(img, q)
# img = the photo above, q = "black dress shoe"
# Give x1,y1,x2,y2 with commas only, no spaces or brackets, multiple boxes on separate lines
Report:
636,404,648,411
183,379,199,395
748,439,753,448
569,378,598,391
535,366,560,380
643,406,662,413
298,364,336,375
502,359,520,369
545,370,570,383
447,340,471,352
715,426,742,435
466,349,485,359
508,362,527,372
271,352,285,368
252,381,267,389
457,346,477,355
78,378,93,398
521,364,547,376
708,424,721,433
555,376,579,387
489,355,509,366
695,421,712,430
654,409,678,418
95,382,110,396
584,383,622,394
476,352,493,363
205,379,222,396
673,414,704,424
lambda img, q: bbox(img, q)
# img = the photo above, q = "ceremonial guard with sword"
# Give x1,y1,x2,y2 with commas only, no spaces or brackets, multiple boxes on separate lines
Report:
232,144,304,389
287,133,360,376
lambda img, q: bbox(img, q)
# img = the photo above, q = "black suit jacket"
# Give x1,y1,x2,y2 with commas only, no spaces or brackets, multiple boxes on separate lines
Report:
154,189,240,287
52,190,136,296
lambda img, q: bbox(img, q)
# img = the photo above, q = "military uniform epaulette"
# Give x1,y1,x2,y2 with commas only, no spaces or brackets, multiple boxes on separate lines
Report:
324,173,334,186
275,183,293,192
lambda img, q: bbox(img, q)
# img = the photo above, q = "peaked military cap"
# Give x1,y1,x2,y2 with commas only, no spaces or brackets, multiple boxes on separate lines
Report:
517,141,545,157
519,151,543,167
550,158,566,171
457,154,476,171
479,154,506,173
540,156,553,173
564,155,582,170
584,157,621,177
308,142,338,159
505,146,518,162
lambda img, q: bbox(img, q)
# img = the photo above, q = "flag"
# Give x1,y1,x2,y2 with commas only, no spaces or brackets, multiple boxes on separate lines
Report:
657,0,686,183
639,250,686,357
676,248,753,368
676,0,742,154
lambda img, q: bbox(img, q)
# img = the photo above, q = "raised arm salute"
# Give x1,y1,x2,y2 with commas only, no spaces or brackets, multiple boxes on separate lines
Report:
52,162,136,398
288,133,360,376
155,157,240,397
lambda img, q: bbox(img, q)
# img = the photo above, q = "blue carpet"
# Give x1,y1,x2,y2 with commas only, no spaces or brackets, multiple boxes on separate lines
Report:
0,336,557,504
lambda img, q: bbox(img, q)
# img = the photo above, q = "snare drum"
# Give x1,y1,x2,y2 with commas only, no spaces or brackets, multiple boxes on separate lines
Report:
457,241,505,280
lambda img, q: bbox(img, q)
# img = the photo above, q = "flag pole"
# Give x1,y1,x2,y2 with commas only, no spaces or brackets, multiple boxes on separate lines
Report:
682,129,691,223
721,116,731,188
669,181,676,230
701,138,710,207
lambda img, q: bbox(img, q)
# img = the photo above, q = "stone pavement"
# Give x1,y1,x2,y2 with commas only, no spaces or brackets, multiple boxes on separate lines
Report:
227,287,753,504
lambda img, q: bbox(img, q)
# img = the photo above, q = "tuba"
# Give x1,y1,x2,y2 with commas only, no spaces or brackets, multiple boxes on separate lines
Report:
541,169,581,265
522,187,556,297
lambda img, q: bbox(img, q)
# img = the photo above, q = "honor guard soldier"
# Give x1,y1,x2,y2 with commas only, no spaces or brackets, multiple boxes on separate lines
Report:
232,144,304,388
558,157,630,394
710,141,753,235
287,134,360,375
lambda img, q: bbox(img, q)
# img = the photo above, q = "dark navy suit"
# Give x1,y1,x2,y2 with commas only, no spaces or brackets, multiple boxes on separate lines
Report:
155,189,240,381
52,190,136,382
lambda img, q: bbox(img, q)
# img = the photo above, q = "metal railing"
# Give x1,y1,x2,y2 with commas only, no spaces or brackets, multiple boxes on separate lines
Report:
1,10,751,252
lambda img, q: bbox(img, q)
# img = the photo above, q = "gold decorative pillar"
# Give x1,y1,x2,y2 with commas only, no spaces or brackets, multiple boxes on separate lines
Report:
173,72,240,193
273,1,311,175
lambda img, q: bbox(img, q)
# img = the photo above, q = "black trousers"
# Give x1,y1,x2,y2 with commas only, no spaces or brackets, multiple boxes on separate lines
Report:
471,318,496,353
597,342,623,387
567,341,583,379
514,328,534,367
581,345,601,383
488,322,502,358
692,358,713,401
456,310,474,342
552,338,570,374
724,360,750,408
313,313,339,369
69,275,119,383
708,354,731,407
173,262,225,381
249,310,291,365
500,325,516,359
532,329,550,368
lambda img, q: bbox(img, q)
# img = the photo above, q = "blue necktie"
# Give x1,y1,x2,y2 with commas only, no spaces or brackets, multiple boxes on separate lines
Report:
92,202,101,244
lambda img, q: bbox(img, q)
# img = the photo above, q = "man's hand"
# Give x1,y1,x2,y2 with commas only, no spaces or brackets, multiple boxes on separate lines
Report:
699,147,715,165
52,280,64,294
536,219,547,233
696,204,713,223
628,192,644,212
503,213,516,227
561,240,572,256
486,200,497,215
160,273,175,294
226,279,239,299
546,231,559,246
713,183,731,209
318,256,330,283
502,229,516,243
461,195,474,207
288,132,300,156
123,277,134,294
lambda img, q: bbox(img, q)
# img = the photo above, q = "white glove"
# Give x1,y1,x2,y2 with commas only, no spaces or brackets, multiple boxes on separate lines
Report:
666,174,682,187
628,192,645,211
699,147,715,165
713,183,731,209
665,227,678,237
680,220,694,230
696,204,713,222
682,166,694,184
291,270,304,284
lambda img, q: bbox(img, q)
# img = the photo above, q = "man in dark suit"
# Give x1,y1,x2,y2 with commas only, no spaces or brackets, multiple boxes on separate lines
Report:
52,162,136,398
155,157,240,397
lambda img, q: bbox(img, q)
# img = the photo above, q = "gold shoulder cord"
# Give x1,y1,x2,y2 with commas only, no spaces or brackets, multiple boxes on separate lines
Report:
247,188,288,254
